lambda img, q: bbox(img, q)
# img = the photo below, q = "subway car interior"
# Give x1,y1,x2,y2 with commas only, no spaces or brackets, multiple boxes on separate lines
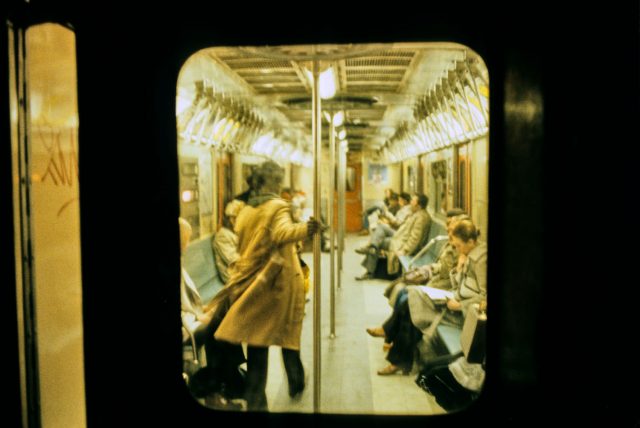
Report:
175,42,489,414
2,3,638,427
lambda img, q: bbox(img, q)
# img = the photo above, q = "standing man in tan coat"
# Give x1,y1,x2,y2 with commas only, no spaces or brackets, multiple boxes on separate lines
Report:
210,160,320,411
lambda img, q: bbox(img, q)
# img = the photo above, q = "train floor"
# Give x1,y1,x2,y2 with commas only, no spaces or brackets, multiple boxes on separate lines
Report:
261,233,445,415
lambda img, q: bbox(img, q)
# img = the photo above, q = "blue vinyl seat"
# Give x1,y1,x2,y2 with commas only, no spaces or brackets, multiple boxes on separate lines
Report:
399,220,448,271
182,233,224,306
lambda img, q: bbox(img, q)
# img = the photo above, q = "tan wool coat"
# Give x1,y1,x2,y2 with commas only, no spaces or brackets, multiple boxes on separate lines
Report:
387,209,432,274
214,198,308,350
212,226,239,283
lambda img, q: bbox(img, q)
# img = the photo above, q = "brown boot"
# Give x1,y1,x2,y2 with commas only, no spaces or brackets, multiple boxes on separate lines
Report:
366,327,385,338
376,364,410,376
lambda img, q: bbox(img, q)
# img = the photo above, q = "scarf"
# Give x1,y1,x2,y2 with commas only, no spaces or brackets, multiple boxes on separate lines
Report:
247,192,281,207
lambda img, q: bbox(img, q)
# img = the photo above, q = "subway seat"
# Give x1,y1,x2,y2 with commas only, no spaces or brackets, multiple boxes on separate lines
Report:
183,233,224,305
398,220,447,271
434,324,462,356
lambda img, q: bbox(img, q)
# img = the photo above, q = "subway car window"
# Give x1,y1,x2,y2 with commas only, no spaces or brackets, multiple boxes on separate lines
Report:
176,42,488,414
10,24,86,427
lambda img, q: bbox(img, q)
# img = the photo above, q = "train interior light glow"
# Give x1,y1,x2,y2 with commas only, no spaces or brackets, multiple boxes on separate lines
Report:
304,66,338,99
176,41,489,415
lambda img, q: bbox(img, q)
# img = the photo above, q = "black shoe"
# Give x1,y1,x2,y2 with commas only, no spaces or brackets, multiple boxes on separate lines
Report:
188,367,221,398
288,367,306,399
288,378,305,399
245,391,268,412
355,273,373,281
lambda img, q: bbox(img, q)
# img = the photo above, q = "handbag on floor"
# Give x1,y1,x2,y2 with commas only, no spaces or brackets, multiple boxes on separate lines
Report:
415,362,478,412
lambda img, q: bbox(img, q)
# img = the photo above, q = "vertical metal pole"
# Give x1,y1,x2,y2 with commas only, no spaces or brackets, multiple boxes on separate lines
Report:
342,143,346,253
15,28,43,428
337,139,346,287
336,140,342,279
328,112,336,338
336,141,342,286
311,60,322,413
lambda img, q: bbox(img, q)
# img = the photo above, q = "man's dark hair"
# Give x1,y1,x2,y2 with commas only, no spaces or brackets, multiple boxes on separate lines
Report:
452,219,480,242
415,193,429,209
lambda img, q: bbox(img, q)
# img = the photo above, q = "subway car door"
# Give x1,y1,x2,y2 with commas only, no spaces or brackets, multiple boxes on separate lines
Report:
4,18,87,428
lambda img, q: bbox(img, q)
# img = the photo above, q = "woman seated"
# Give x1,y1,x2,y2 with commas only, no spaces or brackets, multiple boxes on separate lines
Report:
378,192,412,231
360,188,396,235
180,217,210,344
212,200,245,283
383,208,468,309
367,219,487,375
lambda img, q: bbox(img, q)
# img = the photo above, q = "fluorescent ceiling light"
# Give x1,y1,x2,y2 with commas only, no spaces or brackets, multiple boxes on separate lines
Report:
304,66,337,100
332,111,344,126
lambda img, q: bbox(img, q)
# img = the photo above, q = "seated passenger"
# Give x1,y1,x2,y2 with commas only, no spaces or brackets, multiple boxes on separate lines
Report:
367,219,487,375
180,217,247,407
355,192,413,256
379,192,412,230
212,200,245,283
360,188,396,235
180,217,211,344
383,209,468,309
382,192,401,218
356,194,431,280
